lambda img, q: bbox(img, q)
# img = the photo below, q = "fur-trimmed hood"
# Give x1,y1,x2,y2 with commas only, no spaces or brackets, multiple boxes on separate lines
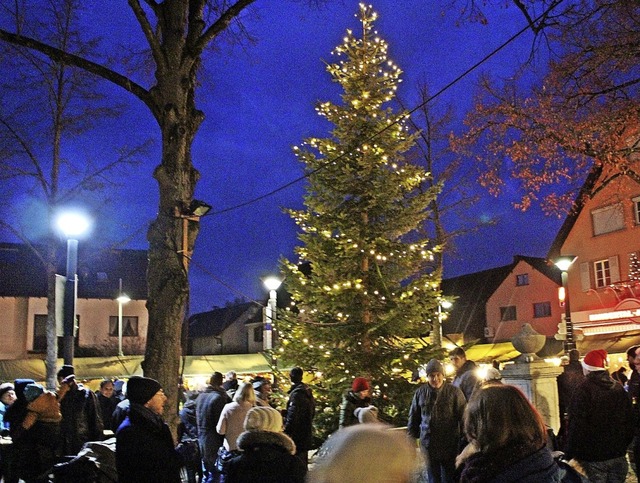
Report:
236,430,296,455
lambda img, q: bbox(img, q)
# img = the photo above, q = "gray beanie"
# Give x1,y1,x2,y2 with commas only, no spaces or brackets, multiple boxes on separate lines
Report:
425,359,444,375
244,406,283,432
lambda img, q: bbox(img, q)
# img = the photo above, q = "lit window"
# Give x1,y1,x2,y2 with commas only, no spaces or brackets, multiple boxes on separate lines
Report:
533,302,551,318
594,259,611,288
591,203,624,235
500,306,517,321
109,316,139,337
516,274,529,286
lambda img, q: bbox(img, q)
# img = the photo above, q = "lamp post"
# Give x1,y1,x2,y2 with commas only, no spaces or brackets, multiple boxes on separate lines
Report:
555,255,578,354
56,211,90,365
263,276,282,351
433,299,453,348
116,278,130,357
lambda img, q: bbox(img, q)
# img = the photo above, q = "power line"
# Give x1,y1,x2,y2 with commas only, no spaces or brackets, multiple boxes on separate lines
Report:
208,3,560,217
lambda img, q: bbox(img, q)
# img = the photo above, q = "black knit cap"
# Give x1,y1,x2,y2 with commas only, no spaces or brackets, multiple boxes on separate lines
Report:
127,376,162,404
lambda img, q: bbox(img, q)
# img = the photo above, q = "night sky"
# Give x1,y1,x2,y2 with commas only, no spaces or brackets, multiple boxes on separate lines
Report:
1,1,564,314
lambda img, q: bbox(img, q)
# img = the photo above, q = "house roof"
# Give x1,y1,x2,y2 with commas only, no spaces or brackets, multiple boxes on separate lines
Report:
441,255,561,340
188,301,262,338
0,242,148,300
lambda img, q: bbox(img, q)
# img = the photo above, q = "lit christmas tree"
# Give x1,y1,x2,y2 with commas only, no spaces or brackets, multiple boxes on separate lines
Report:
277,4,442,435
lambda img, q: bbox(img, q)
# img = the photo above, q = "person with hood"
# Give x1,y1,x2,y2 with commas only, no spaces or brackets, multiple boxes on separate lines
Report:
56,364,103,456
457,384,562,482
284,367,315,466
449,347,480,401
225,405,306,483
339,377,370,428
565,349,634,483
115,376,183,483
4,378,61,483
408,359,466,483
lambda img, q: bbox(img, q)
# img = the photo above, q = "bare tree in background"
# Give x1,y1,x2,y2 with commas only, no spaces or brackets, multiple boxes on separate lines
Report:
0,0,144,389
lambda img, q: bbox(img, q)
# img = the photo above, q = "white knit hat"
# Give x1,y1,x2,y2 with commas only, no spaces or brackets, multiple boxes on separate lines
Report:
244,406,283,432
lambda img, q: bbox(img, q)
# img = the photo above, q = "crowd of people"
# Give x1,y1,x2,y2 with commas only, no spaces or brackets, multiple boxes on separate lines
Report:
0,346,639,482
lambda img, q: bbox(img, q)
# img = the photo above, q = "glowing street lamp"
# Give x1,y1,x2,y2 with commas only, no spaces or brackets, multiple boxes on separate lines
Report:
433,299,453,348
554,255,578,354
116,278,130,357
56,211,91,365
263,276,282,351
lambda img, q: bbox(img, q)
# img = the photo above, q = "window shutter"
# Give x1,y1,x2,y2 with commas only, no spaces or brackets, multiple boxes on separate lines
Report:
609,256,620,283
580,262,591,292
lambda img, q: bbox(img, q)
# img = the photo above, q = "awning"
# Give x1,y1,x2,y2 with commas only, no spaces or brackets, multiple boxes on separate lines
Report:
0,353,272,382
464,342,520,363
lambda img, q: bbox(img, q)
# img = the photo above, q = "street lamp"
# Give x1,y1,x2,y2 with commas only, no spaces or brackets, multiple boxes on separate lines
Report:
433,299,453,348
554,255,578,354
56,211,91,365
116,278,131,357
263,276,282,351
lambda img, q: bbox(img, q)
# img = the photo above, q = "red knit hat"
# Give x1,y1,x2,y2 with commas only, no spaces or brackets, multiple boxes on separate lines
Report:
582,349,608,372
352,377,370,393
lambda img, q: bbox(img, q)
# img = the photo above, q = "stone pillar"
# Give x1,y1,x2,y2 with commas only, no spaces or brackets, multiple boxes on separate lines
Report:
502,360,563,433
503,323,563,433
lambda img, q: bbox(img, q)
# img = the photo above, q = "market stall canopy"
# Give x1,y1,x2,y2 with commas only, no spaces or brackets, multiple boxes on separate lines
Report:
0,353,272,382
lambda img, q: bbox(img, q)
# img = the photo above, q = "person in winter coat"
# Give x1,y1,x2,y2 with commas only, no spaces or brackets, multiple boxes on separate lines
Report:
56,365,103,456
216,382,256,452
284,367,315,466
457,384,561,483
96,379,119,432
115,376,183,483
225,406,306,483
556,349,585,450
408,359,466,483
565,349,634,483
339,377,370,428
196,372,231,483
449,348,480,401
4,379,61,483
308,424,418,483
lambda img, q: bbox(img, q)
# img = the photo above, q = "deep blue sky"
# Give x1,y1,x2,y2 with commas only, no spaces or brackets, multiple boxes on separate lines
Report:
3,1,564,314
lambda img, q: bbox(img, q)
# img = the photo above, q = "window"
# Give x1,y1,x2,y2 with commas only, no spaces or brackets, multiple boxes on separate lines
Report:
33,314,47,352
594,259,611,288
253,326,263,343
591,203,624,235
533,302,552,318
109,316,139,337
500,306,517,321
516,274,529,286
633,196,640,225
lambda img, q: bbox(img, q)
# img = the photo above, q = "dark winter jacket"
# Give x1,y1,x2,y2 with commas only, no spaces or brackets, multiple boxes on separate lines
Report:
5,378,60,482
565,370,634,461
111,398,130,432
225,430,306,483
407,382,466,460
284,382,315,451
59,383,104,456
556,362,585,416
339,390,369,428
97,392,119,431
195,385,230,467
179,393,199,440
116,403,182,483
453,360,480,401
459,444,561,483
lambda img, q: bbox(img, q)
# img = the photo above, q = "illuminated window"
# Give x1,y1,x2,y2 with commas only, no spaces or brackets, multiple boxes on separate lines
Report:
533,302,551,318
591,203,624,235
594,259,611,288
500,306,517,321
516,274,529,286
109,316,139,337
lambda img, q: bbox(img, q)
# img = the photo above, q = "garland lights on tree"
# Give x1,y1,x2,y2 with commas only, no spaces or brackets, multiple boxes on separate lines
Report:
277,3,442,436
